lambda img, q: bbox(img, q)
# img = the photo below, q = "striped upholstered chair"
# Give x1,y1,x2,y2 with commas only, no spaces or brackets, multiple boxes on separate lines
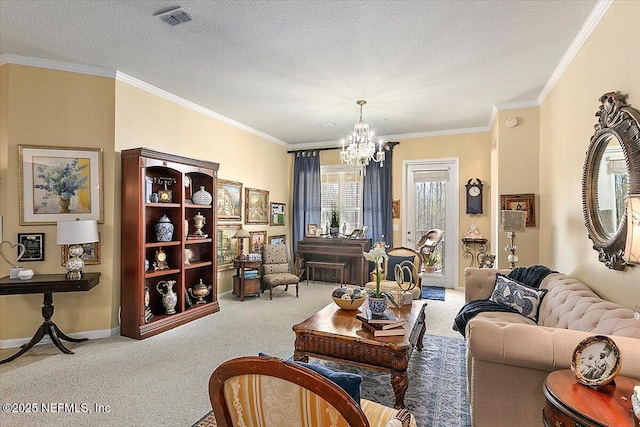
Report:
261,243,300,300
209,356,416,427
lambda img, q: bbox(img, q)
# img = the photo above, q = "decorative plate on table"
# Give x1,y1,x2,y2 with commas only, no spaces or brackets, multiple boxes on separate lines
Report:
570,335,621,386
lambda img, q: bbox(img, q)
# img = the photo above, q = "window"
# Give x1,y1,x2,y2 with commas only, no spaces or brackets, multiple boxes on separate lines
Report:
321,165,363,234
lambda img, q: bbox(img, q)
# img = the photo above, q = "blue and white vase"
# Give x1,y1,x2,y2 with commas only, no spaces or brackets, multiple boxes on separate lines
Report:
155,214,174,242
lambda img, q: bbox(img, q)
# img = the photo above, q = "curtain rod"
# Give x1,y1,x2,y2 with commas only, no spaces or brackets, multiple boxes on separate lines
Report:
287,141,400,154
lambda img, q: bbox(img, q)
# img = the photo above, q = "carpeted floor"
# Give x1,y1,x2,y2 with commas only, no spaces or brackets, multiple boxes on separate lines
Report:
193,333,470,427
422,285,446,301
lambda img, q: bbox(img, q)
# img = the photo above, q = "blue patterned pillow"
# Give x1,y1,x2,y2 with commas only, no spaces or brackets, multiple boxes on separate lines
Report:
489,273,548,322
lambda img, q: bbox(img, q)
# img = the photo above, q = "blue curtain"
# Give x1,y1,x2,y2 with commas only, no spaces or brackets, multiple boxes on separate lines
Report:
363,143,396,245
292,150,321,256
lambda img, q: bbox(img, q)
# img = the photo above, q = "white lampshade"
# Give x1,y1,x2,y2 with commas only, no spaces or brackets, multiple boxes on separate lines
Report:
624,195,640,265
56,219,99,245
232,228,251,239
500,210,527,233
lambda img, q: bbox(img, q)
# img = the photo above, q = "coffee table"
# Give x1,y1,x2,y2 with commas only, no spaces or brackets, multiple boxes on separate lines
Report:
293,300,427,409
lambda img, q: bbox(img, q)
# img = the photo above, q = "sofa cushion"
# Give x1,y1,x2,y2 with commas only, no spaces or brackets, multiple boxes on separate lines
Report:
295,361,362,404
385,255,414,281
489,274,547,322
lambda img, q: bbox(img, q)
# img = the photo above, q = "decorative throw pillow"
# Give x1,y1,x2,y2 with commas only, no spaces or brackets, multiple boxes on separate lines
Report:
385,255,415,282
489,273,548,322
258,353,362,404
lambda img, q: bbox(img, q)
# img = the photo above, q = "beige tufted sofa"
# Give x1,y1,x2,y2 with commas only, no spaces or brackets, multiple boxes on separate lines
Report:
463,268,640,427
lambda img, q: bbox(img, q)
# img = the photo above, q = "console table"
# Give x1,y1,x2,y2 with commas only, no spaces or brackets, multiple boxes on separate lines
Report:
0,272,101,364
461,237,488,268
543,369,638,427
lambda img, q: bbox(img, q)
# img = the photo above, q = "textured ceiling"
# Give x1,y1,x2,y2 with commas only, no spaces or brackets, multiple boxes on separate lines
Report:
0,0,598,147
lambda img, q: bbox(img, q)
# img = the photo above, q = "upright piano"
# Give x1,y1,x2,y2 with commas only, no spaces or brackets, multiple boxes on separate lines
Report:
297,237,372,286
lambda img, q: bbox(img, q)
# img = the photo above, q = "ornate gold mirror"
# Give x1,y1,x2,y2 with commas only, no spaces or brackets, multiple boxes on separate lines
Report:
582,92,640,270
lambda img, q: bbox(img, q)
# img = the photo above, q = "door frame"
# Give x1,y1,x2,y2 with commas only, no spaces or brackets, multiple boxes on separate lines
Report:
401,158,459,289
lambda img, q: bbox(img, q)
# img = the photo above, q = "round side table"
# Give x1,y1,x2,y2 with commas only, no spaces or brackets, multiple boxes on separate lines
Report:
543,369,639,427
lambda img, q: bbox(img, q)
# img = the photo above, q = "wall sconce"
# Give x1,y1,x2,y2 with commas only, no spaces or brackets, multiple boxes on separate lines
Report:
500,210,527,268
56,219,99,279
232,227,251,260
624,195,640,265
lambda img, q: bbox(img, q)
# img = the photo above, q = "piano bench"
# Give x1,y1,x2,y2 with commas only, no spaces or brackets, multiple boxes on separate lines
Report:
305,261,349,286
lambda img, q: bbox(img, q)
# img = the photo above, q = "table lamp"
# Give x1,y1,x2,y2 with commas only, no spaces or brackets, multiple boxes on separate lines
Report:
232,227,251,260
624,195,640,265
56,219,99,279
500,210,526,268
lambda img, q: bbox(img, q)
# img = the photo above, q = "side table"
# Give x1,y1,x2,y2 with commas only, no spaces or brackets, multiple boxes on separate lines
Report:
0,273,101,364
232,259,261,301
461,237,488,268
543,369,639,427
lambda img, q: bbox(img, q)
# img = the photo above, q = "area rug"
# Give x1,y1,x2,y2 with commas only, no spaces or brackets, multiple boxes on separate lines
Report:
192,334,470,427
421,285,446,301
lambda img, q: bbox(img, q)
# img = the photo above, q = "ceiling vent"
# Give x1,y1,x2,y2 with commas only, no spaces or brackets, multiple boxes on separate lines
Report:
154,6,192,26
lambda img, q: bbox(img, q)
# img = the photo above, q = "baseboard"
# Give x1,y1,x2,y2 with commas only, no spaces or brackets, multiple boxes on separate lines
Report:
0,326,120,349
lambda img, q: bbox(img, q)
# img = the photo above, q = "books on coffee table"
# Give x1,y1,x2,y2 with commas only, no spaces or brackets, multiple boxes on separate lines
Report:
361,321,407,337
356,309,399,324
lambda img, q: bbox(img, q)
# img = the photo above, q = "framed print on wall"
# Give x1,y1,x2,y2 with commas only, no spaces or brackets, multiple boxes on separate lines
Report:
245,188,269,224
17,233,45,261
19,145,104,225
61,232,101,265
270,202,286,226
217,179,242,221
269,235,285,245
249,231,267,253
217,224,240,271
500,193,536,227
392,199,400,219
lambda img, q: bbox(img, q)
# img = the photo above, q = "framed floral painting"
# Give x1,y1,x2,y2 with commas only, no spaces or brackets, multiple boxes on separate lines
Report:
19,145,104,225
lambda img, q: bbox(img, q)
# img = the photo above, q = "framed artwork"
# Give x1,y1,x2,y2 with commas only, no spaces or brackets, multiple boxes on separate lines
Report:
306,224,318,237
217,224,240,271
19,145,104,225
392,199,400,219
571,335,621,386
61,232,101,265
270,202,286,226
500,193,536,227
269,235,285,245
17,233,45,261
250,231,267,253
349,229,362,239
245,188,269,224
217,179,242,221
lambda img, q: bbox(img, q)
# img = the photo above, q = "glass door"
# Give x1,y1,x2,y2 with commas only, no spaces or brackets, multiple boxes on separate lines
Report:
403,159,459,288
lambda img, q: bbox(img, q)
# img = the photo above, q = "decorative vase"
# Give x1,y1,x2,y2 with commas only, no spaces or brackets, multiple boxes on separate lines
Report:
330,227,339,237
193,212,206,237
58,196,71,213
192,186,212,205
188,278,212,304
368,296,388,315
156,280,177,315
155,214,174,242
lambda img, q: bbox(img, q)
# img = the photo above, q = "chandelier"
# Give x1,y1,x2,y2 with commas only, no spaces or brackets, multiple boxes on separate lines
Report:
340,100,385,169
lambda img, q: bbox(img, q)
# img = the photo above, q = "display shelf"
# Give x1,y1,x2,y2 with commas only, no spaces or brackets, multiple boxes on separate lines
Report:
121,148,220,339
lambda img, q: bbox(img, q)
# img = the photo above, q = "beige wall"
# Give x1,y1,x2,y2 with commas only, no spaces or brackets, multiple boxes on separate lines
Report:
321,132,492,287
539,0,640,307
0,65,116,340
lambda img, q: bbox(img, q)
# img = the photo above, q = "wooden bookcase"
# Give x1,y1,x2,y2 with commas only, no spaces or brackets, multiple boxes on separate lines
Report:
120,148,220,339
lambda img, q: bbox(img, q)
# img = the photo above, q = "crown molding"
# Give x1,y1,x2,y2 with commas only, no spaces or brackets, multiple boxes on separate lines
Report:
0,53,115,78
115,72,287,147
537,0,613,105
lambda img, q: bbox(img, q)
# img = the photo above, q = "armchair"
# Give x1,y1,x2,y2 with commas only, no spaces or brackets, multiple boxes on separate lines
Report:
261,243,300,300
208,355,416,427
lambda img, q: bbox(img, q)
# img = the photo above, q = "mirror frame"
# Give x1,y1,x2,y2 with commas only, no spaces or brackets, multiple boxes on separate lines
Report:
582,92,640,270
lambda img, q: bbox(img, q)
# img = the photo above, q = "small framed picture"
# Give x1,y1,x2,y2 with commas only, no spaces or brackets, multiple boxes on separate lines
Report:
249,231,267,253
500,193,536,227
17,233,45,261
392,199,400,219
306,224,318,237
571,335,621,386
349,229,362,239
269,235,285,245
270,202,286,226
361,225,369,238
61,232,101,265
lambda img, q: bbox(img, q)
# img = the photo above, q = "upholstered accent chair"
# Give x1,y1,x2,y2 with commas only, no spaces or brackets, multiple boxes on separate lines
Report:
261,243,300,300
365,247,422,301
208,356,416,427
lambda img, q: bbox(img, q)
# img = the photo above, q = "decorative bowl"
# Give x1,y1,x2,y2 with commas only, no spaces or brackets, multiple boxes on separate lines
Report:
18,269,34,280
332,296,366,311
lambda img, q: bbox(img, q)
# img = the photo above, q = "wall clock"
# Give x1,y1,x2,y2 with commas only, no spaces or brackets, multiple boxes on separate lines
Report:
465,178,483,214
